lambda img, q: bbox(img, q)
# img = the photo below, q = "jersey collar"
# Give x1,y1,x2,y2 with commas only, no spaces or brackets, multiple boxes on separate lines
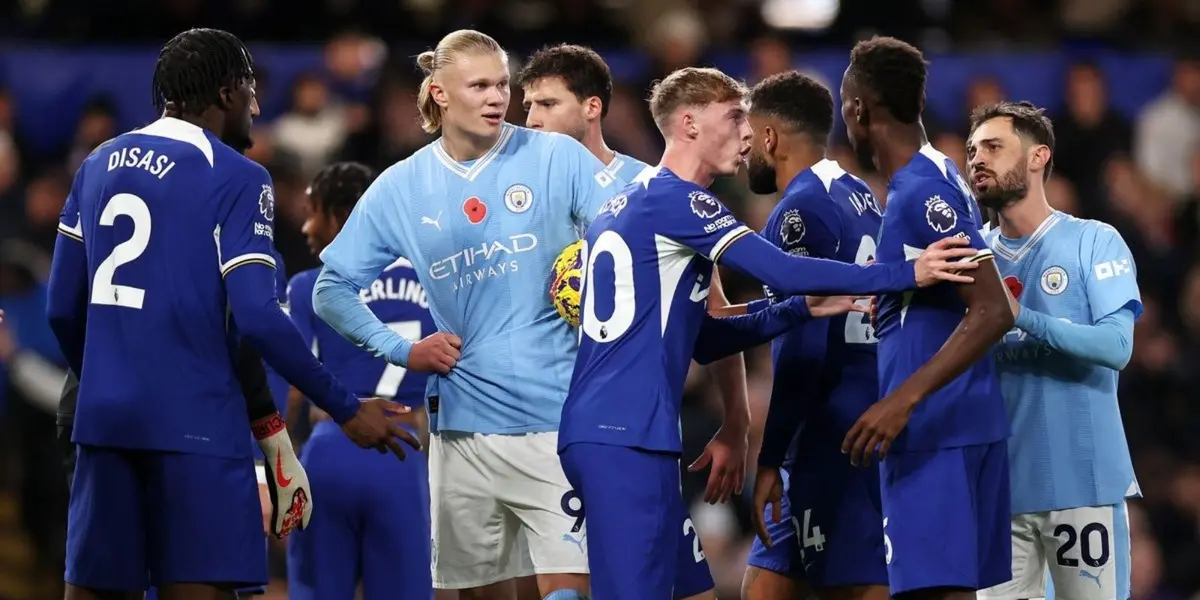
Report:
989,210,1064,263
432,123,515,182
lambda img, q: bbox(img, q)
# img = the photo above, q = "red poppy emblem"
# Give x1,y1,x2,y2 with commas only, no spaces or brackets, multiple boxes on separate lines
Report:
1003,275,1023,299
463,197,487,224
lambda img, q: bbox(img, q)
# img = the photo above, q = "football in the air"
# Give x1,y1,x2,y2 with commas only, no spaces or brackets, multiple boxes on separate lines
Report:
550,240,584,327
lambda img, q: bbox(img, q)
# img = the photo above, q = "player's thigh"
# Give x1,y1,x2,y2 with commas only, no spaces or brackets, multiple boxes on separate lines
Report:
429,431,526,589
746,470,806,586
143,451,268,589
65,445,149,592
488,432,589,577
361,447,434,600
286,431,365,600
674,504,716,598
790,440,887,590
1041,502,1130,600
559,442,679,599
880,441,1012,595
977,512,1050,600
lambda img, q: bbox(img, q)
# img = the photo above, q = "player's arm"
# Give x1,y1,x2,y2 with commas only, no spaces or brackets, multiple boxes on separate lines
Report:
217,170,362,425
46,181,89,376
872,182,1014,409
1012,224,1142,370
313,170,458,373
657,186,975,297
692,296,813,365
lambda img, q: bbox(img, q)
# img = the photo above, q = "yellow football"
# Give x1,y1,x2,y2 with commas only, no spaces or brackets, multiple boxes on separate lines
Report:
550,240,584,327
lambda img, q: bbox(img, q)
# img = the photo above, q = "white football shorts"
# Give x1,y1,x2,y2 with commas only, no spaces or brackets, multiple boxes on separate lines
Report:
428,431,588,589
978,502,1130,600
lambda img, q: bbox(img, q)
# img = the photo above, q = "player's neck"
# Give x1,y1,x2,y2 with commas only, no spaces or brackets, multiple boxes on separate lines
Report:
166,111,219,137
660,142,716,187
874,123,927,181
439,125,501,162
775,144,827,192
583,125,616,166
998,192,1054,238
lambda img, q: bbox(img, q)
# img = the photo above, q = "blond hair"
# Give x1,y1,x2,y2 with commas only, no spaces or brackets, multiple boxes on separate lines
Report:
648,67,747,132
416,30,506,134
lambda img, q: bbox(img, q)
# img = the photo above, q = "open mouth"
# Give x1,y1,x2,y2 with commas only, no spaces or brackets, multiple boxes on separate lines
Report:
483,113,504,125
973,172,993,187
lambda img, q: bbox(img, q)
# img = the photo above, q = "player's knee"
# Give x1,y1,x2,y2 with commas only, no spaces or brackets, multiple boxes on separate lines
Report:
742,565,798,600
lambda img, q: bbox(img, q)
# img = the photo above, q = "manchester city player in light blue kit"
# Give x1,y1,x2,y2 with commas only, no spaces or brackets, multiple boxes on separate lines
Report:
560,66,984,600
969,101,1141,600
313,29,631,600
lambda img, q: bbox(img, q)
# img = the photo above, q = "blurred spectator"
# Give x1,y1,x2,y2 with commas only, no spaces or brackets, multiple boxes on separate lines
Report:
1135,52,1200,198
271,73,349,176
64,96,117,173
1054,62,1131,218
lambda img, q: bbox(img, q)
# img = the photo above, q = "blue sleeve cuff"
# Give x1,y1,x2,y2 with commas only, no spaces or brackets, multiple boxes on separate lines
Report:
313,266,416,368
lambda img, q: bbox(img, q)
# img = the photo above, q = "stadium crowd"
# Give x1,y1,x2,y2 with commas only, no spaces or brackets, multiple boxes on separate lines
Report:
1,0,1200,598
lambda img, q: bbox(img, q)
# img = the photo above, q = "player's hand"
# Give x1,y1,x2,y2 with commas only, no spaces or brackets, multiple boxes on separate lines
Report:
407,332,462,374
750,467,784,548
842,393,916,467
252,413,313,538
913,237,981,287
868,296,879,330
689,423,748,504
805,295,872,318
341,398,423,460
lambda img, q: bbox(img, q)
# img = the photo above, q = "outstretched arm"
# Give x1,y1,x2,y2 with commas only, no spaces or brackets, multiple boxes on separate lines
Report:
693,297,813,365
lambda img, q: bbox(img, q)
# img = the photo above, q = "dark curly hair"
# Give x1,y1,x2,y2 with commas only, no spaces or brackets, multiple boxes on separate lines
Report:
749,71,834,143
308,162,377,215
152,28,255,116
847,36,928,125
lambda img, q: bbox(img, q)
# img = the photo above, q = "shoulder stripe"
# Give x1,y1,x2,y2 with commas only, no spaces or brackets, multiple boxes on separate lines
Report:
221,252,277,277
57,221,83,242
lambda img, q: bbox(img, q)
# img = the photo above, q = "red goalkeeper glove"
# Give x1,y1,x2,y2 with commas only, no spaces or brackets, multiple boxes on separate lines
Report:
252,412,312,538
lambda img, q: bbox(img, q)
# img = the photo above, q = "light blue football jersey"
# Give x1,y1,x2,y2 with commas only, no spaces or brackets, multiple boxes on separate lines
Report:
986,212,1143,514
606,152,652,186
319,123,618,434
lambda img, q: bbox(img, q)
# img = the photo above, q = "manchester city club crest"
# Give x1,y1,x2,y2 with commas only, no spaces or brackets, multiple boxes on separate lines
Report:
258,184,275,221
504,184,533,214
1040,265,1068,295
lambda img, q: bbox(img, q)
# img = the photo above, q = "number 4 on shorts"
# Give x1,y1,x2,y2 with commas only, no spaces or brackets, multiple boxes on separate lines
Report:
791,509,826,552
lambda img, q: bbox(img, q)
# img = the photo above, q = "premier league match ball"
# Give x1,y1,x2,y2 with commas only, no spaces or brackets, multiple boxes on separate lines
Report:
550,240,584,327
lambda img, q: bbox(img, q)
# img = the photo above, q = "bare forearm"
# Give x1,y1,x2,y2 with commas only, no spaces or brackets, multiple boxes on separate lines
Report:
895,303,1012,403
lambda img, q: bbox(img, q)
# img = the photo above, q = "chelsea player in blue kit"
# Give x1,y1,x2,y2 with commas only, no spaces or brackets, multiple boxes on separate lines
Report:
286,162,437,600
837,37,1017,600
741,71,890,600
966,102,1141,600
45,29,417,600
313,30,618,600
560,66,983,599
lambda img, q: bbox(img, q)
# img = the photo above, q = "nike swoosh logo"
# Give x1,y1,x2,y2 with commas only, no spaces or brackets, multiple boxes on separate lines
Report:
275,452,292,487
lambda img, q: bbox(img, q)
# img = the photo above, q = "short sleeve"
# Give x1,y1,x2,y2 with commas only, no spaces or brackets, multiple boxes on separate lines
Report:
286,271,319,354
653,183,753,262
1082,223,1142,322
762,190,842,260
319,167,409,289
556,135,619,227
898,179,991,261
217,166,278,277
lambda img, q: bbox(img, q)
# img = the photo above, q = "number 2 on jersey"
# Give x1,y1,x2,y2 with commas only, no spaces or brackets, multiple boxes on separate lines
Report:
682,518,705,562
844,235,878,344
92,193,152,310
375,320,423,397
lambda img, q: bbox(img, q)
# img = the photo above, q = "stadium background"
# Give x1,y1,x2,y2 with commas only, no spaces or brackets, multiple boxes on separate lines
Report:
0,0,1198,597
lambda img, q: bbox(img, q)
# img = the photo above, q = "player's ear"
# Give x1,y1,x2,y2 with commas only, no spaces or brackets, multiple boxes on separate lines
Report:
763,126,778,158
430,81,449,109
682,111,699,140
1029,144,1052,174
584,96,603,120
217,85,235,112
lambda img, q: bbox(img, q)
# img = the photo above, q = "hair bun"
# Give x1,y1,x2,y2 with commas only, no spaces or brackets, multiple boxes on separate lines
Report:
416,51,436,74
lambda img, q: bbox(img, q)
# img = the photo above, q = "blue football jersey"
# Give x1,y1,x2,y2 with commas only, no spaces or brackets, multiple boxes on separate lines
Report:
58,117,279,457
987,213,1142,513
289,259,435,406
319,123,617,434
560,167,755,454
874,145,1008,452
763,160,883,440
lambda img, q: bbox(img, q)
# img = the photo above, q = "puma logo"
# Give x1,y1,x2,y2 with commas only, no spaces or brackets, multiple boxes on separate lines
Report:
421,211,443,231
562,533,586,554
1078,566,1105,588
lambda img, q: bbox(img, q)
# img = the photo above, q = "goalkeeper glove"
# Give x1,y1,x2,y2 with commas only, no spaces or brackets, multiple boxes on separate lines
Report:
252,412,312,538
